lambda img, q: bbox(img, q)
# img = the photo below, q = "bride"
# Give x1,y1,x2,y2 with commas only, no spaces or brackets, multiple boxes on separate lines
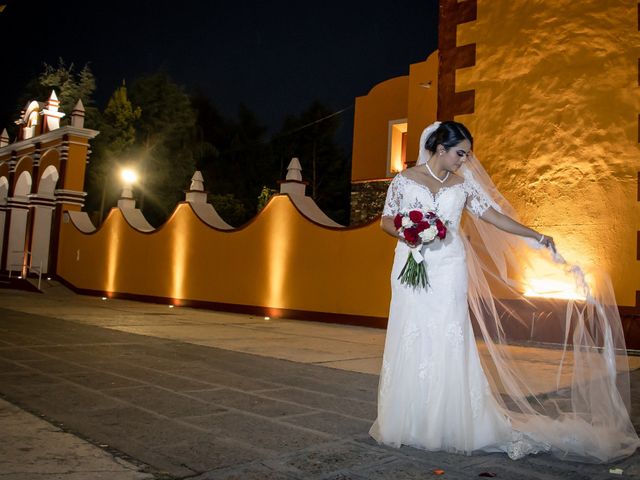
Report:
370,121,640,462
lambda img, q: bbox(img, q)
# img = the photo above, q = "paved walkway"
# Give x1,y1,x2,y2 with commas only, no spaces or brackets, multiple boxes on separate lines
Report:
0,285,639,479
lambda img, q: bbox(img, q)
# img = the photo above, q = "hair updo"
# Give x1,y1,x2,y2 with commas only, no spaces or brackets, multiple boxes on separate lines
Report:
424,121,473,153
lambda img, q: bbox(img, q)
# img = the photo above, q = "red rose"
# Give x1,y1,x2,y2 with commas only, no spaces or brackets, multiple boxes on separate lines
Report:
416,220,430,232
436,220,447,239
409,210,423,223
403,226,419,244
393,214,403,229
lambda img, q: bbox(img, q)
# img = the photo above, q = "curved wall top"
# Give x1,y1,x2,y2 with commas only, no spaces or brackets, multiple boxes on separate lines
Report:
57,193,395,319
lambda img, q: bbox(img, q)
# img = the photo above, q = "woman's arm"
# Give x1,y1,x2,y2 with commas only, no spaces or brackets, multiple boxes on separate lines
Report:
479,207,556,252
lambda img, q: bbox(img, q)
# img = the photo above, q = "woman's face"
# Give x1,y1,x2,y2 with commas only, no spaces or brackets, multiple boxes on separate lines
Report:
438,139,472,172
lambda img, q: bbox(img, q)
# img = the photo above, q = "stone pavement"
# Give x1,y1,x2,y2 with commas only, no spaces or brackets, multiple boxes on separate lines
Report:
0,287,639,479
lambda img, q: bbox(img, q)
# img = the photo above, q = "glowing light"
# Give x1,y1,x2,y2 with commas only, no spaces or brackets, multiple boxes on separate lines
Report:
120,168,138,185
170,211,187,302
106,214,122,294
265,197,292,309
524,278,586,301
388,121,408,174
264,316,270,321
101,297,107,301
169,305,175,309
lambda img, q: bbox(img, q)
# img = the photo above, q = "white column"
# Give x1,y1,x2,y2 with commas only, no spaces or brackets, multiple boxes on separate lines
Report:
6,198,29,274
29,195,56,274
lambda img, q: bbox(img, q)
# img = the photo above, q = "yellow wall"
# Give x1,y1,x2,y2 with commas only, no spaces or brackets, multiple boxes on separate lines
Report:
58,197,397,318
352,76,409,181
455,1,640,306
407,52,439,165
351,52,440,181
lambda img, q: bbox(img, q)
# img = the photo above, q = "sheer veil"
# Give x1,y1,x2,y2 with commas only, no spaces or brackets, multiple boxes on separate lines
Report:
418,122,639,462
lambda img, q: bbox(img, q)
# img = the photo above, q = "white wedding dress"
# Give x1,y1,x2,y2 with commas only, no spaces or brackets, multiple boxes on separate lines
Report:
370,122,640,462
370,172,554,459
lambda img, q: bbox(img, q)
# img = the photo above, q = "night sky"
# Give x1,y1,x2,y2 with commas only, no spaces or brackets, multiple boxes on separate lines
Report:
0,0,438,141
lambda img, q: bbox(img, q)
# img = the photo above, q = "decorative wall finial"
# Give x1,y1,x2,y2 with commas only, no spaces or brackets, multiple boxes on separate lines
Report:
279,157,308,196
185,170,207,204
0,128,8,148
71,99,85,128
43,89,65,132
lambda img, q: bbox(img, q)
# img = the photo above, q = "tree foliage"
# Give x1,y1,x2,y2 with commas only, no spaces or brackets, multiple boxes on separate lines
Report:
85,83,141,220
274,101,351,224
17,58,101,130
18,62,352,227
127,73,199,226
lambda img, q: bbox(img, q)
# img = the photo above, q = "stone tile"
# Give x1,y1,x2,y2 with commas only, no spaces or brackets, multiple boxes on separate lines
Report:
173,367,282,391
260,388,377,420
188,388,313,417
18,359,92,375
354,458,467,480
183,412,332,453
153,436,267,472
110,438,198,478
0,372,63,391
192,462,303,480
282,441,395,478
8,383,123,415
0,347,50,361
317,357,383,376
62,406,202,447
62,371,145,390
107,385,224,418
281,412,371,436
89,362,215,391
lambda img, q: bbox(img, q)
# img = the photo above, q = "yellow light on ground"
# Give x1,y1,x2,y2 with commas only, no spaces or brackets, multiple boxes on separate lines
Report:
120,168,138,185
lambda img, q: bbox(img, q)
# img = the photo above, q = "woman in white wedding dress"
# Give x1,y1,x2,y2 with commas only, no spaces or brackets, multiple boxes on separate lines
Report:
370,121,640,462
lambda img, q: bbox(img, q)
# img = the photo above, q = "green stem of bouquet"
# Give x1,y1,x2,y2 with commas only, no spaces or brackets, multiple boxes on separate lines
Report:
398,255,429,290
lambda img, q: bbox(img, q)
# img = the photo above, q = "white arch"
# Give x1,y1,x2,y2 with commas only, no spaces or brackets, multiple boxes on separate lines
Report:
0,177,7,265
38,165,59,195
14,170,32,197
0,176,8,203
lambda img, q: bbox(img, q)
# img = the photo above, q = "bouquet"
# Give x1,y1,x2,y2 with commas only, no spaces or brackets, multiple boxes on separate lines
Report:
393,210,448,289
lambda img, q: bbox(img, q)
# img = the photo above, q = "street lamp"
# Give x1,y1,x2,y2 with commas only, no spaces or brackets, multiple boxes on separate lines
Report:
117,167,139,210
120,168,138,185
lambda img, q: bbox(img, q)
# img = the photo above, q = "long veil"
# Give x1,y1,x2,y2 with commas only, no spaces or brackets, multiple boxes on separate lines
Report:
419,124,639,462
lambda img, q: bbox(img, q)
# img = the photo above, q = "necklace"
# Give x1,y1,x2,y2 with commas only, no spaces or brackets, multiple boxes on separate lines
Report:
425,160,450,184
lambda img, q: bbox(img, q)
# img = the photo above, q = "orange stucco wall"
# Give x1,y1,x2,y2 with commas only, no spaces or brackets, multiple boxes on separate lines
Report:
57,197,397,318
351,76,409,181
454,1,640,306
406,52,439,165
351,51,440,182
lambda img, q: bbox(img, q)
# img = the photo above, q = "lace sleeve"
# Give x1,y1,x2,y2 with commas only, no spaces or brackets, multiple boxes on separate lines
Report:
382,175,403,217
463,174,500,217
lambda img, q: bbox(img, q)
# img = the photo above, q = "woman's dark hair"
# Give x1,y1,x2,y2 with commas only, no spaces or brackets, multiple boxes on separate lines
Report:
424,121,473,153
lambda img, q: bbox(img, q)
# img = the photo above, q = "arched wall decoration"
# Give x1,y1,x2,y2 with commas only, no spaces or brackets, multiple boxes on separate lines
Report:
0,90,98,275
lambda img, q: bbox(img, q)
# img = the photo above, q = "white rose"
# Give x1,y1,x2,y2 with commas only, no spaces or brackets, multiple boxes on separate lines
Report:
401,216,412,227
419,225,438,243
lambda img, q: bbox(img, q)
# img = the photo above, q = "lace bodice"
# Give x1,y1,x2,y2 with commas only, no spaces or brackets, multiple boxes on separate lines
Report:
382,171,498,228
